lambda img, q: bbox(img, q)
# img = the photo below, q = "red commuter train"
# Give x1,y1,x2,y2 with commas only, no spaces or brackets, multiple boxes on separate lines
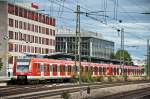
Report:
11,55,144,83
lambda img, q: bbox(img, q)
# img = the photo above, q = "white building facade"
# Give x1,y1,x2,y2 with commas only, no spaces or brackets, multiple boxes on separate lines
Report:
0,1,56,78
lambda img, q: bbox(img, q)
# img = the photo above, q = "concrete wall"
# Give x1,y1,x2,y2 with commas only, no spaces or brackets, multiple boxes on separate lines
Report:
0,1,8,77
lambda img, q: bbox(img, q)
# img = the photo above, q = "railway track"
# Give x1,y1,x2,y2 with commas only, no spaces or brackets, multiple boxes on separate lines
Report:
99,87,150,99
0,80,150,99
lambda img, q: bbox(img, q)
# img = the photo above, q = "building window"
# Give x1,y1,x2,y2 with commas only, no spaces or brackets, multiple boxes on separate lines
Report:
31,46,34,53
46,28,49,35
46,16,49,24
39,14,42,22
9,43,13,51
46,38,49,45
15,6,19,16
23,45,26,52
19,45,22,52
53,30,55,36
19,8,23,17
27,46,30,52
15,32,18,40
50,29,52,36
31,11,35,20
53,18,56,26
9,31,13,39
50,39,52,45
27,35,30,42
42,27,45,34
35,47,37,53
8,4,14,14
24,9,27,18
19,21,22,29
49,17,52,25
28,23,30,31
35,13,38,21
35,36,38,43
24,22,27,30
19,32,23,40
35,25,38,32
42,38,44,44
53,40,55,46
8,56,13,64
32,24,34,32
9,18,14,27
39,26,41,33
38,47,40,53
43,15,46,23
14,44,18,52
39,37,41,44
15,20,18,28
32,36,34,43
45,48,48,54
28,11,32,19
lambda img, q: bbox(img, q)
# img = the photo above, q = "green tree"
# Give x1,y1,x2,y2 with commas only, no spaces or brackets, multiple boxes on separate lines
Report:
0,58,3,70
110,53,116,59
115,50,134,66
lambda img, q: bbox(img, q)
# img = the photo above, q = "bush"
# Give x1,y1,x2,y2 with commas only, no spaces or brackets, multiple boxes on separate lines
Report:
81,70,94,83
61,91,71,99
70,73,78,83
94,76,103,82
108,76,112,82
124,75,128,81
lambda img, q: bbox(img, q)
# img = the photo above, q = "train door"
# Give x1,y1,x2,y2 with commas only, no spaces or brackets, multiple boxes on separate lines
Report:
52,64,57,76
40,63,44,78
60,64,65,76
67,65,71,76
44,64,50,76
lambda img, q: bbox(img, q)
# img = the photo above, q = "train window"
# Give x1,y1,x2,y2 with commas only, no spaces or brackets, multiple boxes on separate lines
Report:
44,64,49,72
16,65,29,72
99,67,102,72
40,64,44,72
94,67,98,72
37,64,40,73
117,68,119,75
113,68,116,75
124,69,127,74
60,65,65,72
53,64,57,72
49,65,53,72
47,65,50,72
103,68,106,75
68,66,71,72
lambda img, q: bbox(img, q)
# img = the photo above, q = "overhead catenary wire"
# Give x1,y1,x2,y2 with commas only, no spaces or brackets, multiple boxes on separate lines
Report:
47,0,147,42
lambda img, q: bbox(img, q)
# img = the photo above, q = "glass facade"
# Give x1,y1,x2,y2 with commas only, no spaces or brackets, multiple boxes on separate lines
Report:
56,35,114,59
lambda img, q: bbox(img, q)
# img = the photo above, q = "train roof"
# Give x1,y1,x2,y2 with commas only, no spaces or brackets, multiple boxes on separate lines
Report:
43,52,121,64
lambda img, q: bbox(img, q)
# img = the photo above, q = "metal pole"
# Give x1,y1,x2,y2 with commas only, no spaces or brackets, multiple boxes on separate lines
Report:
147,39,149,78
122,28,125,76
75,5,82,98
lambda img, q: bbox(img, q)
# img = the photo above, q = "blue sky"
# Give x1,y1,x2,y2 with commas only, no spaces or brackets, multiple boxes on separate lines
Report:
13,0,150,61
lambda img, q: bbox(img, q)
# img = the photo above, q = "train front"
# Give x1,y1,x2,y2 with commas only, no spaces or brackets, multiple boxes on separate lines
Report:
11,57,30,83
